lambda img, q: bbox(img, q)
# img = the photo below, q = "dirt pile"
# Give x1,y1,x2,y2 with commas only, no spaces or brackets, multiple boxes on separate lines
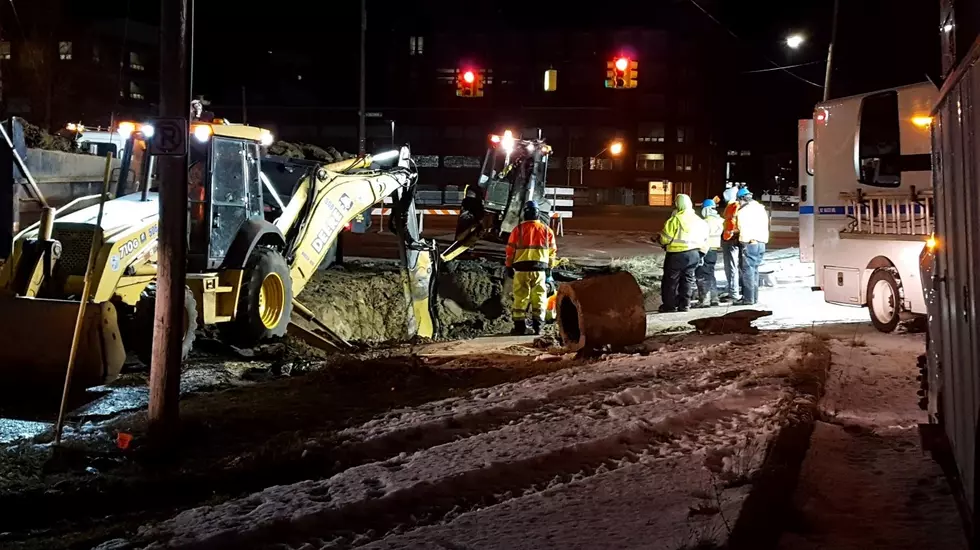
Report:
267,141,355,163
19,120,76,152
298,259,511,344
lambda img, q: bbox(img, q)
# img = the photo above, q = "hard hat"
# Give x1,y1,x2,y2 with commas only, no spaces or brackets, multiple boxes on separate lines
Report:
737,187,752,199
702,199,716,209
523,200,540,221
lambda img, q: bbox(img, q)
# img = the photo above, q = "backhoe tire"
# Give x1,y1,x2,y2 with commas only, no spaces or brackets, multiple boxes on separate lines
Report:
132,284,198,367
225,246,293,346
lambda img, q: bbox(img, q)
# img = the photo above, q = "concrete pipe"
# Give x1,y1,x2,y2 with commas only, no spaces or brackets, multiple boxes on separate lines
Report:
557,271,646,351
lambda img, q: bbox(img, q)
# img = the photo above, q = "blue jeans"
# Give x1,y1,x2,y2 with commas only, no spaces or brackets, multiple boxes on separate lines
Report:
739,242,765,304
722,239,741,297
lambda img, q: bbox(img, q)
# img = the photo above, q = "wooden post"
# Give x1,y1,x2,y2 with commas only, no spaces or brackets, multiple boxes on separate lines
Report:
149,0,190,440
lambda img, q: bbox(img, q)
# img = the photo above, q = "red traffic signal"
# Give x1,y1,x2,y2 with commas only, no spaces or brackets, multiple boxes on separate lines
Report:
615,57,629,72
457,68,485,97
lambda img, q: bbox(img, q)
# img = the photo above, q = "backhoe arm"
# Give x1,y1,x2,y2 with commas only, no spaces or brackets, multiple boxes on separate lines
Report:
278,147,438,339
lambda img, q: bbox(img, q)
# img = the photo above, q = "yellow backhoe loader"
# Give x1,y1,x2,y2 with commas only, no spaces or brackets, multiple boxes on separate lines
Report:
0,121,437,389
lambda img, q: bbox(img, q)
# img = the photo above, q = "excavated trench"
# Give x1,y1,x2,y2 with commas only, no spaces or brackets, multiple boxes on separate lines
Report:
299,259,514,343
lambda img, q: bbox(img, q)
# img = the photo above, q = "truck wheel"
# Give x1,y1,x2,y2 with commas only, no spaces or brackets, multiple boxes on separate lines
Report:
132,284,198,366
226,247,293,345
867,268,901,333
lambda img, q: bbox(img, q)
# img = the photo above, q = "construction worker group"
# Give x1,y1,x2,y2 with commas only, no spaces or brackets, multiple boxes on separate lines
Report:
504,189,770,334
658,186,769,312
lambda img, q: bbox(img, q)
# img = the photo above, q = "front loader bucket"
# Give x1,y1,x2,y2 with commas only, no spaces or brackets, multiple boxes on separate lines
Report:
0,296,125,389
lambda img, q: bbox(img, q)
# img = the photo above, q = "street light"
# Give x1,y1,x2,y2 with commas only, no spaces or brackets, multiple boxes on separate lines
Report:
786,34,805,49
595,140,624,157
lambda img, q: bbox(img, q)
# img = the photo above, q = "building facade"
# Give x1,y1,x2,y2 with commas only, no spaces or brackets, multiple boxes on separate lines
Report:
234,21,727,206
0,0,158,130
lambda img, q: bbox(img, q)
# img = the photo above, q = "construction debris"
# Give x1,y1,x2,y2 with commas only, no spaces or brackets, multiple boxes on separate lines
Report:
556,272,646,352
689,309,773,335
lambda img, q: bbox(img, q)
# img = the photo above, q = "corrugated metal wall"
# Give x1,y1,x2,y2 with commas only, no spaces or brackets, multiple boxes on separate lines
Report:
933,53,980,513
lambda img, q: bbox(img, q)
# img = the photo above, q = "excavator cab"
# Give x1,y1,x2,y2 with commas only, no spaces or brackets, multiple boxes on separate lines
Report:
184,122,275,272
442,131,552,261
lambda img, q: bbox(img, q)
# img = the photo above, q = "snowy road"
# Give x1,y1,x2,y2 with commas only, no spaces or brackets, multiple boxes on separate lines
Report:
118,331,827,550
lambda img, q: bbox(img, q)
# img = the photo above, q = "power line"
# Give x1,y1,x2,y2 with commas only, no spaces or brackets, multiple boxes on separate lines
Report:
742,60,825,74
684,0,824,89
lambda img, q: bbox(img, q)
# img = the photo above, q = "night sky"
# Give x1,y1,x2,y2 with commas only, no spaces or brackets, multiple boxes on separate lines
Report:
191,0,940,155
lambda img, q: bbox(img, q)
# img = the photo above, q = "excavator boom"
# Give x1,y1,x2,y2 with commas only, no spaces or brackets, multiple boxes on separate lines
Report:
265,147,438,339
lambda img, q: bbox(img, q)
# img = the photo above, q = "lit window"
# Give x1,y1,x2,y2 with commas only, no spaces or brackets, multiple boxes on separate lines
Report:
638,123,665,143
636,153,665,171
129,81,144,100
676,126,693,143
129,51,145,71
0,41,10,60
58,41,72,60
676,153,694,172
409,36,424,56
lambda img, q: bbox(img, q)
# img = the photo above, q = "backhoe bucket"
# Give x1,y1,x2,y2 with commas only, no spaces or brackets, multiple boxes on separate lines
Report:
0,295,125,389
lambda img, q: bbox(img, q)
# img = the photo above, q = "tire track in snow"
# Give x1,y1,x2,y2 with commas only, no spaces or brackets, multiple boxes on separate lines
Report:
328,345,726,466
127,333,809,550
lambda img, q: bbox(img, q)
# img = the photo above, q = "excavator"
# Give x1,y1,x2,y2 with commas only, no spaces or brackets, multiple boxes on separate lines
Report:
442,129,564,322
442,130,554,262
0,120,437,389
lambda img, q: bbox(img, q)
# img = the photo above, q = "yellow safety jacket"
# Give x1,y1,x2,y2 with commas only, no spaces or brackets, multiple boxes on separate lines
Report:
660,210,708,253
506,220,558,271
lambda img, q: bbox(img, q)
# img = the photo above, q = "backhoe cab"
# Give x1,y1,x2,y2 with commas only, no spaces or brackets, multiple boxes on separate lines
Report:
443,130,553,261
0,121,437,389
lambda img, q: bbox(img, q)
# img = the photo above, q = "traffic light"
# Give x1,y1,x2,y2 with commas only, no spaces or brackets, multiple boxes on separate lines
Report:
456,68,485,97
605,57,638,89
625,59,638,89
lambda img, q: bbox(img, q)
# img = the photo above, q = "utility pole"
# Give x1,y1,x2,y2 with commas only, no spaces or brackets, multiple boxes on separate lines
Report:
149,0,190,441
823,0,840,102
358,0,367,156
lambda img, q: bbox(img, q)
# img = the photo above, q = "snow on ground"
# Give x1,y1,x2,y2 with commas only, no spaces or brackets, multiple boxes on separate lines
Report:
646,248,870,334
119,331,825,550
778,325,968,549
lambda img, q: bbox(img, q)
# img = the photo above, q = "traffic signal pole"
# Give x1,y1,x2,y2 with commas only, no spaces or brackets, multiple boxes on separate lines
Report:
149,0,191,441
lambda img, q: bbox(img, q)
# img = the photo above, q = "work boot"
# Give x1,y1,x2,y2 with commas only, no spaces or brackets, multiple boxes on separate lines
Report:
511,320,527,336
695,295,711,309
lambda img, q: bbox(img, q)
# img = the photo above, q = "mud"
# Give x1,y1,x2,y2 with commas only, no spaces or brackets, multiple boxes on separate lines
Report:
299,259,512,343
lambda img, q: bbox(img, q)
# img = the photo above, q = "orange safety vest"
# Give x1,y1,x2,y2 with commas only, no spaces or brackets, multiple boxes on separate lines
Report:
506,220,558,271
722,202,739,241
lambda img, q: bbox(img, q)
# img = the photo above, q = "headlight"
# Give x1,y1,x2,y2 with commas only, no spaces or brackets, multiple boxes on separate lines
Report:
140,124,155,138
192,124,212,143
259,129,274,146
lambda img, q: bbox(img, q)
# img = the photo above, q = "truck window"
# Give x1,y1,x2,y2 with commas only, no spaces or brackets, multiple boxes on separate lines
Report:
857,91,901,187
